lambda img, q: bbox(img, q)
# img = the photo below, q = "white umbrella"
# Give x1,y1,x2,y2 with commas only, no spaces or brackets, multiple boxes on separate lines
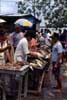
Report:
0,19,6,23
15,18,33,27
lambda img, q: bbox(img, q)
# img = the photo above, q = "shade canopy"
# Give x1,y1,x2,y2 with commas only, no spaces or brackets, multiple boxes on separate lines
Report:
14,18,33,27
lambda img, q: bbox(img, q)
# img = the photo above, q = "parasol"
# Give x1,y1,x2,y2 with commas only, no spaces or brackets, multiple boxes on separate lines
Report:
0,19,6,23
14,18,33,27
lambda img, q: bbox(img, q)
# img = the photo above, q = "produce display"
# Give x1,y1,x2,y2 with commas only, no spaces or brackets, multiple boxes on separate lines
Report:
30,58,47,69
29,45,51,69
0,44,51,71
0,63,21,71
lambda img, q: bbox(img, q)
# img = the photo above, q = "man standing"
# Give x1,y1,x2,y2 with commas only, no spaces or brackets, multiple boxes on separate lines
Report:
51,33,63,91
59,29,67,62
10,24,24,51
14,30,43,65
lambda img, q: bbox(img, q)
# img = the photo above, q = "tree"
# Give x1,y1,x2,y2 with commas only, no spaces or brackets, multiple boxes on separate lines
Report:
45,0,67,27
17,0,67,27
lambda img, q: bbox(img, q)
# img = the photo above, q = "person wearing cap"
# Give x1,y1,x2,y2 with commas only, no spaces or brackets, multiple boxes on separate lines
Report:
10,24,24,51
51,32,63,91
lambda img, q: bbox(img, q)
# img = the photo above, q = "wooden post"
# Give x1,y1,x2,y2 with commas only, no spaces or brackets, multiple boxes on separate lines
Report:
24,72,28,97
17,77,23,100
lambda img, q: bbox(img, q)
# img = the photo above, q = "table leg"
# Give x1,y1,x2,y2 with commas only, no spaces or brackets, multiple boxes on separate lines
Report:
38,71,45,93
24,73,28,97
17,77,23,100
2,87,6,100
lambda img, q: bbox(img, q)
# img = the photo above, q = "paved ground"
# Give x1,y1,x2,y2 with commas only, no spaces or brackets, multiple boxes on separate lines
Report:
22,64,67,100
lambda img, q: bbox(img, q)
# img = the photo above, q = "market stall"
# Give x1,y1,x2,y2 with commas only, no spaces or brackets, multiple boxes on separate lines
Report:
0,64,29,100
0,44,51,99
27,45,51,94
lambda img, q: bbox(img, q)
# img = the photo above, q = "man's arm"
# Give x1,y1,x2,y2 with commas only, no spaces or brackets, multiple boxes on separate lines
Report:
6,51,13,64
0,44,11,53
0,47,7,52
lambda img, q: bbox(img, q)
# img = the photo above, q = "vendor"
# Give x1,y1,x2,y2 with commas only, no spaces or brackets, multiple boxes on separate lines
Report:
28,31,37,52
0,29,13,64
14,30,43,65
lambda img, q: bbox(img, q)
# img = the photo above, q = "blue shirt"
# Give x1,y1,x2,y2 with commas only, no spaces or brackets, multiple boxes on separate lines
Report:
10,32,24,47
51,41,63,62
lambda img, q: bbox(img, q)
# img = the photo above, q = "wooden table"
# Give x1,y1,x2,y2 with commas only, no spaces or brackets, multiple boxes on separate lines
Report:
0,65,29,100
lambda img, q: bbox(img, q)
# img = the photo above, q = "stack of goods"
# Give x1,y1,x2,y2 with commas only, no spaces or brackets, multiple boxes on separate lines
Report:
38,47,51,60
30,58,47,69
38,45,51,59
0,63,21,71
29,45,51,69
63,63,67,76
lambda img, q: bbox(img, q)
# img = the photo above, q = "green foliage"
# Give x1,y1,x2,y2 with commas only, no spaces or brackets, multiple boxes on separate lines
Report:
17,0,67,27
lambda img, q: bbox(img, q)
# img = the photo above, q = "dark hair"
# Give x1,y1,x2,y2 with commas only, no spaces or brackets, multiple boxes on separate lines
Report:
63,29,67,34
59,29,62,33
47,29,51,33
0,29,6,36
41,29,43,33
25,30,36,38
51,32,59,39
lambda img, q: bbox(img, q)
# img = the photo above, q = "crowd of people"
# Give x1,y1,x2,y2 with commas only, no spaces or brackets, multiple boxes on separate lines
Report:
39,28,67,91
0,24,67,99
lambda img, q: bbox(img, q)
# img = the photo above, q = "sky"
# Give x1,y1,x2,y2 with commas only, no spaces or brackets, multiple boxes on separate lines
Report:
0,0,25,15
0,0,19,15
0,0,54,15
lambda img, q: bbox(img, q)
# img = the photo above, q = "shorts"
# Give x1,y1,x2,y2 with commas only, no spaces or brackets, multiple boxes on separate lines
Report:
52,62,61,78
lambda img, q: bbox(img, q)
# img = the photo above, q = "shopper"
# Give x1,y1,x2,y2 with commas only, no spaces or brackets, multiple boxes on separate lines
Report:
51,32,63,91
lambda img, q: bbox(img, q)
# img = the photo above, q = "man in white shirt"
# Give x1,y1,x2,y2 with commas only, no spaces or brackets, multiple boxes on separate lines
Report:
14,36,30,64
14,31,42,65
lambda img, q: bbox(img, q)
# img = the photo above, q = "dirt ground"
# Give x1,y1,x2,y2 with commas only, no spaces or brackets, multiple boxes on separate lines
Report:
22,65,67,100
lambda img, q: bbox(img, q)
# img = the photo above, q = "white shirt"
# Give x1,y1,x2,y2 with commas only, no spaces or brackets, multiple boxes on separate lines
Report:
51,41,63,62
45,33,52,46
14,37,30,62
